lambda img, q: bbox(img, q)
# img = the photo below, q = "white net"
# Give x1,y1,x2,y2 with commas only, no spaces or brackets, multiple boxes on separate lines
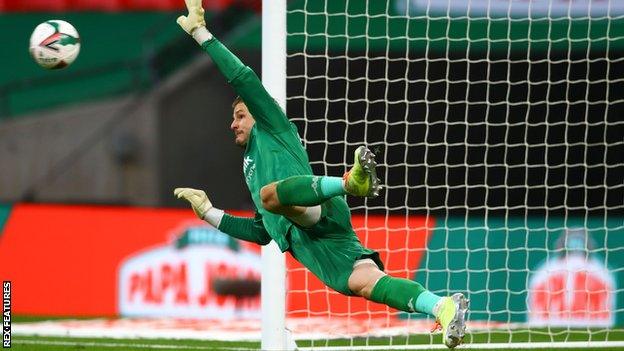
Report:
284,0,624,349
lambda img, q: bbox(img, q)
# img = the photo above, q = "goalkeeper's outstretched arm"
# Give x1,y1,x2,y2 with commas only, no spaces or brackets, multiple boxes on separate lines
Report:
174,188,271,245
177,0,290,133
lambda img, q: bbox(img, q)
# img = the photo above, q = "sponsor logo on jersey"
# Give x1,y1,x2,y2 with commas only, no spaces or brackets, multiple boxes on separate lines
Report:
527,228,615,327
243,156,253,171
243,156,256,184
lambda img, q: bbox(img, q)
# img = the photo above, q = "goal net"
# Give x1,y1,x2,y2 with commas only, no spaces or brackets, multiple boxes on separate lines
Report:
282,0,624,349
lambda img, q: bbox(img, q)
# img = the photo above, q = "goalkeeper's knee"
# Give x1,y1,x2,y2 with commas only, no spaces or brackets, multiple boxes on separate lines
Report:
348,260,386,298
260,183,280,212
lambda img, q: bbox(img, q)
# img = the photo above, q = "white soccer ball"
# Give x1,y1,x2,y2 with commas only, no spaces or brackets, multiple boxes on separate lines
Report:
29,20,81,69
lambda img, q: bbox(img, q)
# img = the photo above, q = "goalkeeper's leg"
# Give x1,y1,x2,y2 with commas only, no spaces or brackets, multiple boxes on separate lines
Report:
349,261,468,349
261,146,381,211
259,186,319,228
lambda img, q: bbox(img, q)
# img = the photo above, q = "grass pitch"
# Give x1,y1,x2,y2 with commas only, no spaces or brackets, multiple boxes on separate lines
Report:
10,329,624,351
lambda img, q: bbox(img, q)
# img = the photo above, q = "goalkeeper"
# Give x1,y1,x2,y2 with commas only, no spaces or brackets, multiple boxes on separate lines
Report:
174,0,467,348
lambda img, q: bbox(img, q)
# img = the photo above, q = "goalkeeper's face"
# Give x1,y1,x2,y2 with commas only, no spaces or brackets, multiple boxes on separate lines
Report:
231,102,255,147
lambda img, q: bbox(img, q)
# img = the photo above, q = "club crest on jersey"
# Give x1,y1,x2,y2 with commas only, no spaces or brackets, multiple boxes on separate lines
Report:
243,156,256,183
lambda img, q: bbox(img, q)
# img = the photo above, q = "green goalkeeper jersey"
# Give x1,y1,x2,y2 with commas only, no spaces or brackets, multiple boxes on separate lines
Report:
202,38,315,252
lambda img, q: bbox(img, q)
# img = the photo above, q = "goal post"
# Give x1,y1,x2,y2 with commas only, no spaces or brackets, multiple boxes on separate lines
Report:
261,0,290,350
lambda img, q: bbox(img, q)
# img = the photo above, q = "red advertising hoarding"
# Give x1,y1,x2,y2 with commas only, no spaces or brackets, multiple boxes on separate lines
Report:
0,204,433,318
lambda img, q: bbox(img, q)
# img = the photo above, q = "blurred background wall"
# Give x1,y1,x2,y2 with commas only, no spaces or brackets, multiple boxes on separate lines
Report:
0,0,621,217
0,3,261,209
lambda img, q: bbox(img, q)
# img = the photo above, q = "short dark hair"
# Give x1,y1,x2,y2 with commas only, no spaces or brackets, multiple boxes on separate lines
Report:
232,96,244,109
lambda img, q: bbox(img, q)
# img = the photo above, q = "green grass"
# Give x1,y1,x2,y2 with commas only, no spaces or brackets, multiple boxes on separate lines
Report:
11,336,258,351
10,329,624,351
11,315,105,323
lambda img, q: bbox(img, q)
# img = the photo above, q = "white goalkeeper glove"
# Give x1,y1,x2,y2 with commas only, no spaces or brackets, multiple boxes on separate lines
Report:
176,0,213,44
174,187,223,227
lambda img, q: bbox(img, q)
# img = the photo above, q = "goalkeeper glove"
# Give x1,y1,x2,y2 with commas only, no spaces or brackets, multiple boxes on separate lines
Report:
176,0,213,44
174,187,224,227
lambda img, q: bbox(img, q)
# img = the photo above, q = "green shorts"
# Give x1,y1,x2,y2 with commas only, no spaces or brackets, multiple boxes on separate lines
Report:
286,197,384,296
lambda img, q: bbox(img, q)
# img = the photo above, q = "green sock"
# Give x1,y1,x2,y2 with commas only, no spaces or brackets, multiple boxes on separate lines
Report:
370,275,439,316
276,175,345,206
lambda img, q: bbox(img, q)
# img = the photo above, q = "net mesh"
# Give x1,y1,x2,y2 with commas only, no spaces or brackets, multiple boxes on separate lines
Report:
284,0,623,348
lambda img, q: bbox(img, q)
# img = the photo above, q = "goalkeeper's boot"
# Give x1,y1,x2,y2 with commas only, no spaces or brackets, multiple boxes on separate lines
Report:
436,293,469,349
343,146,381,197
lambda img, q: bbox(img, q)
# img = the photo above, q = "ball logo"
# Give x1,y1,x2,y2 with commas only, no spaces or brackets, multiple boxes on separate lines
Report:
29,20,80,70
528,228,615,327
118,222,261,319
39,32,79,52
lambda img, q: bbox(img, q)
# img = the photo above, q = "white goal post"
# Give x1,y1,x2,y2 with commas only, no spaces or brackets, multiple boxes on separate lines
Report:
261,1,290,350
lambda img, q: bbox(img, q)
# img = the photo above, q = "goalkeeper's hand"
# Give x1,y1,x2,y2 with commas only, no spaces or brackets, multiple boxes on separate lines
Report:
174,187,213,219
176,0,213,44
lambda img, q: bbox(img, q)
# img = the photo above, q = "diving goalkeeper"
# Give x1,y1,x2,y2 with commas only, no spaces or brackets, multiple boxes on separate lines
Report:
174,0,468,347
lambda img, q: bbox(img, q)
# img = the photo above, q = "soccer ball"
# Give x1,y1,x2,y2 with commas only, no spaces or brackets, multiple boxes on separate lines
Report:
29,20,81,69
